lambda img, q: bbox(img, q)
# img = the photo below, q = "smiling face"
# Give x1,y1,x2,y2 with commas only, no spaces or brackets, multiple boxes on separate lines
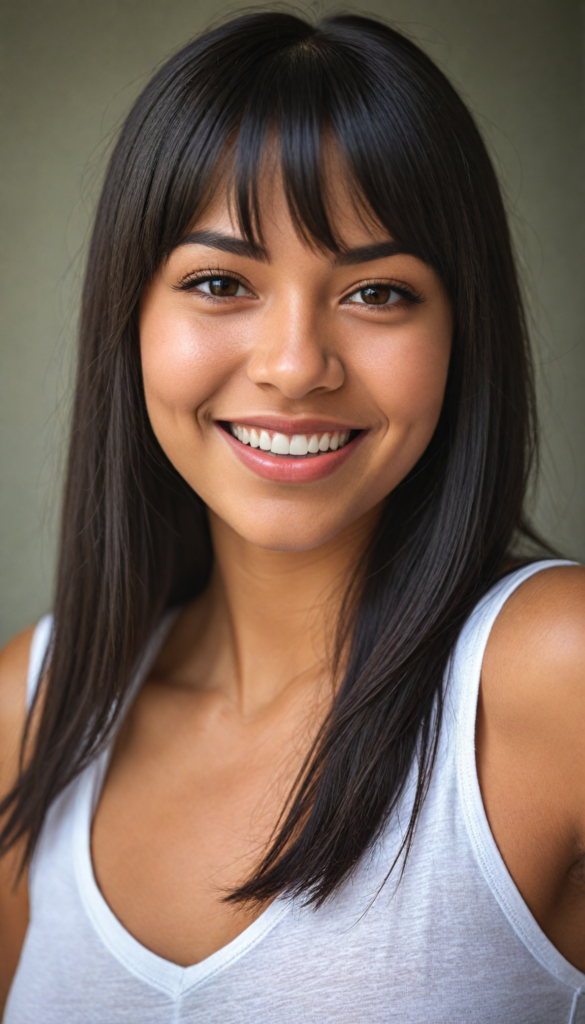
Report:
139,167,453,553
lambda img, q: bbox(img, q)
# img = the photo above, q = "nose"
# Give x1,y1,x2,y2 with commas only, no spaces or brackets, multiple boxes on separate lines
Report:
246,298,345,399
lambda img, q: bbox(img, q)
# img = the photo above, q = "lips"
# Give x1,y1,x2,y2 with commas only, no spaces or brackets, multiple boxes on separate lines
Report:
218,420,365,483
229,422,354,457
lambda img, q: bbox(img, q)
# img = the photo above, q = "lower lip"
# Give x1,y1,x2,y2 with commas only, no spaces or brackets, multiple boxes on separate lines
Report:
218,426,365,483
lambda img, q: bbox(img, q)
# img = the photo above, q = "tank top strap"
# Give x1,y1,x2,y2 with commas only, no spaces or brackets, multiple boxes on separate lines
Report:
448,558,577,719
25,610,180,716
26,614,54,711
449,557,584,992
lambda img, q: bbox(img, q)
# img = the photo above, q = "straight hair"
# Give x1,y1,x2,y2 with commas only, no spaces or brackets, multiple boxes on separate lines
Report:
1,10,546,905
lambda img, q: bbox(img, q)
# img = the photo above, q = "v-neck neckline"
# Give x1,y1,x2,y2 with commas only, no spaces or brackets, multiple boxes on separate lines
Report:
72,611,293,998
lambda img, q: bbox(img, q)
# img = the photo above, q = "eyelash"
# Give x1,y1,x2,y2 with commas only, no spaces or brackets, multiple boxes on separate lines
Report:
342,280,422,308
176,269,252,299
176,270,423,307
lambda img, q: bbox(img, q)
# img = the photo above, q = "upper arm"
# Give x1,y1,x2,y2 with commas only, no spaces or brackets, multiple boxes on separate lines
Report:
478,565,585,965
481,565,585,832
0,626,35,1009
0,627,34,794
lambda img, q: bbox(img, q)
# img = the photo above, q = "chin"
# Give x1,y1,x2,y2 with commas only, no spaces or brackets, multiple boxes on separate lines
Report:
220,504,357,553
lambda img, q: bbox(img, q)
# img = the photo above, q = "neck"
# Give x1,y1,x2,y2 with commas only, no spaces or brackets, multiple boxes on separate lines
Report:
187,507,379,715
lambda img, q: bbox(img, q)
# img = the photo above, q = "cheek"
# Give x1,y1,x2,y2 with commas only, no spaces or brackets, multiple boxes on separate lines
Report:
140,305,237,421
356,320,451,433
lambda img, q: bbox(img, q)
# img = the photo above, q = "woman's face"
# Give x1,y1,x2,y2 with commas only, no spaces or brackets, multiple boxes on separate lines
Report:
140,172,452,552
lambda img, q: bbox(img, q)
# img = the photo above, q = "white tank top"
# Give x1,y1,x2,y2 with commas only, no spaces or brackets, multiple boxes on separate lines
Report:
5,560,585,1023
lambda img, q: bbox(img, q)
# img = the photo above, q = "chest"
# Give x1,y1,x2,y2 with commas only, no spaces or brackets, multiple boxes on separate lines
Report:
91,680,314,966
18,758,582,1024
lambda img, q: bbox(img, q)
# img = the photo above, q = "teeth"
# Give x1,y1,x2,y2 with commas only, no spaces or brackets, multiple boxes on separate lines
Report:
271,433,290,455
229,423,354,457
290,434,309,456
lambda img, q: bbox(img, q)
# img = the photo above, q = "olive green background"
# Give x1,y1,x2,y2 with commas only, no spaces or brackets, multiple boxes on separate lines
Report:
1,0,584,644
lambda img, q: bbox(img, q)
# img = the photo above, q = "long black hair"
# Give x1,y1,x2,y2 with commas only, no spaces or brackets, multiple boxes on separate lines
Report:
1,10,544,905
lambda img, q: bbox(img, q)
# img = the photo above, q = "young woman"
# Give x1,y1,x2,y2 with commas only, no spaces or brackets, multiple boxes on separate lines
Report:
1,11,584,1022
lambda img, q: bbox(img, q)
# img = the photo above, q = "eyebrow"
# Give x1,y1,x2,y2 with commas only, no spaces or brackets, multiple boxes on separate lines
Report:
175,230,269,261
333,241,413,265
175,232,414,266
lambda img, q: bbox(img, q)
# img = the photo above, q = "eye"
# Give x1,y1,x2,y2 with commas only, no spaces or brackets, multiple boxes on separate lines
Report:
195,275,247,298
346,284,404,306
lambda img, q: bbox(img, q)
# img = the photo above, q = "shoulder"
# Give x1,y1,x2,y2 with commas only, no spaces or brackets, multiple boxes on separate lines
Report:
0,627,35,1004
481,564,585,814
483,564,585,708
0,626,36,798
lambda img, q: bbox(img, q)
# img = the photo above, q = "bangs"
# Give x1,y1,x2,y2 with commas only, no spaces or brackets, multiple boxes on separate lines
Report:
155,15,477,291
11,10,534,911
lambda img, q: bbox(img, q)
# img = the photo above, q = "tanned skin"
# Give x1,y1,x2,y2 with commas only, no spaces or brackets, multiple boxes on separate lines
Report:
0,628,32,1007
1,169,584,1009
2,568,585,1010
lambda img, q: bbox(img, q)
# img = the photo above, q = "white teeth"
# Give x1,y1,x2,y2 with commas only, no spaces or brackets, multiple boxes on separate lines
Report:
271,432,290,455
290,434,309,456
229,423,354,456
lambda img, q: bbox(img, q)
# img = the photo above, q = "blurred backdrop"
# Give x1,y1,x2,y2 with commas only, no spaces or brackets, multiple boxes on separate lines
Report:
1,0,584,644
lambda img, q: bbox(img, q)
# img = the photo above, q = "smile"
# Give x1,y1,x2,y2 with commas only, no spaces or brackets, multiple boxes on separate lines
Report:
228,423,354,458
218,420,365,483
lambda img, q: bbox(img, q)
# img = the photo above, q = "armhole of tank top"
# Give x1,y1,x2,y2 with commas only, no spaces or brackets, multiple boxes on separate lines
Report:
453,558,585,996
26,614,53,712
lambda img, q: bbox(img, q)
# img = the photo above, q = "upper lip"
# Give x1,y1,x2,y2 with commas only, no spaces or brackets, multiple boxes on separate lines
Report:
218,416,364,434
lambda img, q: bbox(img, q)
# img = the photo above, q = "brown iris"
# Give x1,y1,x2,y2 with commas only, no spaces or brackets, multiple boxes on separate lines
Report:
359,285,393,305
208,276,240,297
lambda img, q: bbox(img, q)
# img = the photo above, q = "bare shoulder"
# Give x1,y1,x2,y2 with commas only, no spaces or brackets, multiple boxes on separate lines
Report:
483,564,585,706
0,627,35,793
482,564,585,806
0,627,35,1007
